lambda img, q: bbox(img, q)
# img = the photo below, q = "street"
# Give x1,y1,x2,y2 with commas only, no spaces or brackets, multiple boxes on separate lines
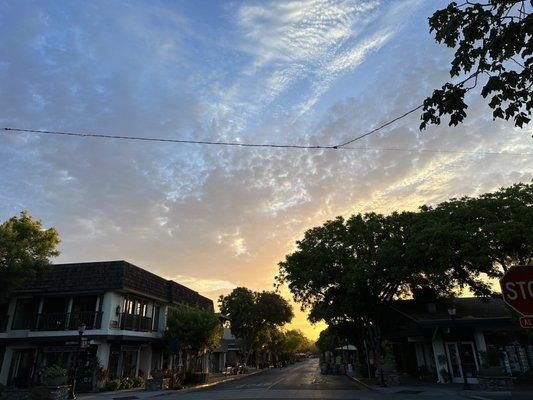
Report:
75,358,533,400
171,358,363,399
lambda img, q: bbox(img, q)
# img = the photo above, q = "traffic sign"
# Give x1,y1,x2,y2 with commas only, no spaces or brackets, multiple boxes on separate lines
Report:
519,316,533,328
500,265,533,316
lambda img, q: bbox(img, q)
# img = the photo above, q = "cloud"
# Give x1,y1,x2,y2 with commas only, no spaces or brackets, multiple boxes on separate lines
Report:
168,275,237,293
0,0,532,339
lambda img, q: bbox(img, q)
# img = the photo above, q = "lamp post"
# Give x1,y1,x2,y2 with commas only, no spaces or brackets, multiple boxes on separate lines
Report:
69,324,86,399
447,307,470,390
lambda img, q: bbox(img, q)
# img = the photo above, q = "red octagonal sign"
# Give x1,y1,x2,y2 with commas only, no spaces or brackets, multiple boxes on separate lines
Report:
500,265,533,317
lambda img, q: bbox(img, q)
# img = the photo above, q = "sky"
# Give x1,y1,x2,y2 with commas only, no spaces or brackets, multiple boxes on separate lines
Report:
0,0,532,340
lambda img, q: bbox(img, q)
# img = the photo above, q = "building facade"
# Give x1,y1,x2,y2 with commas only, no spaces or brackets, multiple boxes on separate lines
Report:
384,297,533,385
0,261,213,391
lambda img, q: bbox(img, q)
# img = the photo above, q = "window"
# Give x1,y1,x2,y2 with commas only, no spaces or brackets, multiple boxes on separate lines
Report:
12,298,38,330
153,305,160,331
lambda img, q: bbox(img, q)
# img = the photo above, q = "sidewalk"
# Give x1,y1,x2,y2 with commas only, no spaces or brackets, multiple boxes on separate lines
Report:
348,376,517,399
77,368,270,400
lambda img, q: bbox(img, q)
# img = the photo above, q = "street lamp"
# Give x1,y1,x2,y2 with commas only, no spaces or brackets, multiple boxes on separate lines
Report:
69,324,86,399
447,306,470,390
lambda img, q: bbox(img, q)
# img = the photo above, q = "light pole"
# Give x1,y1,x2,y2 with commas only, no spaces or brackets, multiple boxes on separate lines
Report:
69,324,86,399
447,307,470,390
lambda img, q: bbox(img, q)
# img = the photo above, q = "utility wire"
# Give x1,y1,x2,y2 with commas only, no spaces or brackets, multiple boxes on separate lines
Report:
3,127,532,157
2,127,334,150
335,104,424,148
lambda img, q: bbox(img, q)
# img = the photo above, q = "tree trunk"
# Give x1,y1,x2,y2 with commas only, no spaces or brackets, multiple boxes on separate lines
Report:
368,324,384,386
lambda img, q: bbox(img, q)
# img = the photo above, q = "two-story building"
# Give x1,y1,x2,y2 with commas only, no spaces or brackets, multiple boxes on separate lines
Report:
0,260,213,391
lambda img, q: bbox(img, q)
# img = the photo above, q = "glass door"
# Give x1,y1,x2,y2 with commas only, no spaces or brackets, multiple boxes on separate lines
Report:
445,342,479,384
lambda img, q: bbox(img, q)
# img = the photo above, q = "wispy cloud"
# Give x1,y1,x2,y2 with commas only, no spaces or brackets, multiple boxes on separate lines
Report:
1,0,531,339
169,275,237,293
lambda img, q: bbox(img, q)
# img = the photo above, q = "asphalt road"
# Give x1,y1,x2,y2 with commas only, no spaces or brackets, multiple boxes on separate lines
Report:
170,358,363,399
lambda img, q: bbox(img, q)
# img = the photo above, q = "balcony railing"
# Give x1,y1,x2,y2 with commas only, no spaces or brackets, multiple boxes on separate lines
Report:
34,311,102,331
119,313,154,332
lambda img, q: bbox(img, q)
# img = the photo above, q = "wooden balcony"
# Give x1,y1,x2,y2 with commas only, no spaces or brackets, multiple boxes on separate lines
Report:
118,313,154,332
34,311,102,331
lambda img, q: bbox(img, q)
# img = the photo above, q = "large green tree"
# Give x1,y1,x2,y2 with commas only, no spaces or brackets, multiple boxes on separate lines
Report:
421,1,532,130
269,329,311,363
0,211,60,304
316,327,342,353
277,182,533,378
219,287,293,365
422,182,533,273
165,304,223,372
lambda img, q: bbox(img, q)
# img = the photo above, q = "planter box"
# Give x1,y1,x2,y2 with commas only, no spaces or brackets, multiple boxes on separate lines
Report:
145,378,170,391
478,376,515,391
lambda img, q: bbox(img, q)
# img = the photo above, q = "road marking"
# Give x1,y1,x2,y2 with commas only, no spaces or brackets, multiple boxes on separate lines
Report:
266,375,287,390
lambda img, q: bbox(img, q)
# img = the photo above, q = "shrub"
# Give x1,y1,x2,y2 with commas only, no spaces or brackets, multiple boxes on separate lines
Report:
481,347,501,367
41,365,67,380
121,377,134,389
133,376,145,388
104,379,121,391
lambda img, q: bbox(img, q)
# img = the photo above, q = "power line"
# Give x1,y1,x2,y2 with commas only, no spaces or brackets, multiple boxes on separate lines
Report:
336,104,424,148
2,127,334,150
340,146,533,157
3,127,532,157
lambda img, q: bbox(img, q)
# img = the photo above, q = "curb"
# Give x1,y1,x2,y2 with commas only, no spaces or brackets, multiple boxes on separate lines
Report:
346,375,376,391
152,368,271,396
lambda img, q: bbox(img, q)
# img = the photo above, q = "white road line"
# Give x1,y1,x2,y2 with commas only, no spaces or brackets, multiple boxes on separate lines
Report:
266,375,287,390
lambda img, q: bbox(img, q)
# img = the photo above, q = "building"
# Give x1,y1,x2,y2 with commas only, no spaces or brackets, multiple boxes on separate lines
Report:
384,297,533,384
0,261,213,391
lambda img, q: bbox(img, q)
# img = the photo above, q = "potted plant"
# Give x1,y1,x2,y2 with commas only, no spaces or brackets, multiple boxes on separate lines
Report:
41,365,68,386
479,348,504,376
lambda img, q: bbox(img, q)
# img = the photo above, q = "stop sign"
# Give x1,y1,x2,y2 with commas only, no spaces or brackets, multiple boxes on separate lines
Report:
500,265,533,316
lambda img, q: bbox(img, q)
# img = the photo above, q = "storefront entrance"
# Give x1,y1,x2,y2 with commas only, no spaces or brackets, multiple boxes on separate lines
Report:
445,341,479,384
7,349,36,388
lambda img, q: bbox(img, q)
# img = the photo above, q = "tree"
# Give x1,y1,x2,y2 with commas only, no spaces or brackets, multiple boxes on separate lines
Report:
165,304,223,372
219,287,293,365
277,182,533,380
421,1,532,130
316,327,341,353
417,182,533,276
269,329,312,363
277,211,431,379
0,211,60,304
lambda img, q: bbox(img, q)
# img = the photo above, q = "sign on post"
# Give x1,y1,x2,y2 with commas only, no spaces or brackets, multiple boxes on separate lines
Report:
500,265,533,328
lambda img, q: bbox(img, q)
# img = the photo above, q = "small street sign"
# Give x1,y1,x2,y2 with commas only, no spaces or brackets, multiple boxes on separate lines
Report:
519,316,533,328
500,265,533,320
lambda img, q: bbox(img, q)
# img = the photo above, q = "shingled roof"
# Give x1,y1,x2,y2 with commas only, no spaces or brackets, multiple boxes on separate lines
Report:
15,260,213,311
391,297,514,328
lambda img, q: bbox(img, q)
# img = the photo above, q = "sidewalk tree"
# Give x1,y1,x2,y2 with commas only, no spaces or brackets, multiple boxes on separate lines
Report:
219,287,293,365
278,182,533,380
424,182,533,273
165,304,223,372
316,328,341,353
0,211,60,304
277,211,428,377
421,1,532,130
269,329,312,363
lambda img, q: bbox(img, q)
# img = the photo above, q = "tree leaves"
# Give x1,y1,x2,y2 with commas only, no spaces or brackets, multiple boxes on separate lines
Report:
218,287,293,355
421,1,532,130
277,181,533,331
165,304,223,354
0,210,60,304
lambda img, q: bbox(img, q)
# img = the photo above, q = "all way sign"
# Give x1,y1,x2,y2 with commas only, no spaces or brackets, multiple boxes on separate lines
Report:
500,265,533,328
